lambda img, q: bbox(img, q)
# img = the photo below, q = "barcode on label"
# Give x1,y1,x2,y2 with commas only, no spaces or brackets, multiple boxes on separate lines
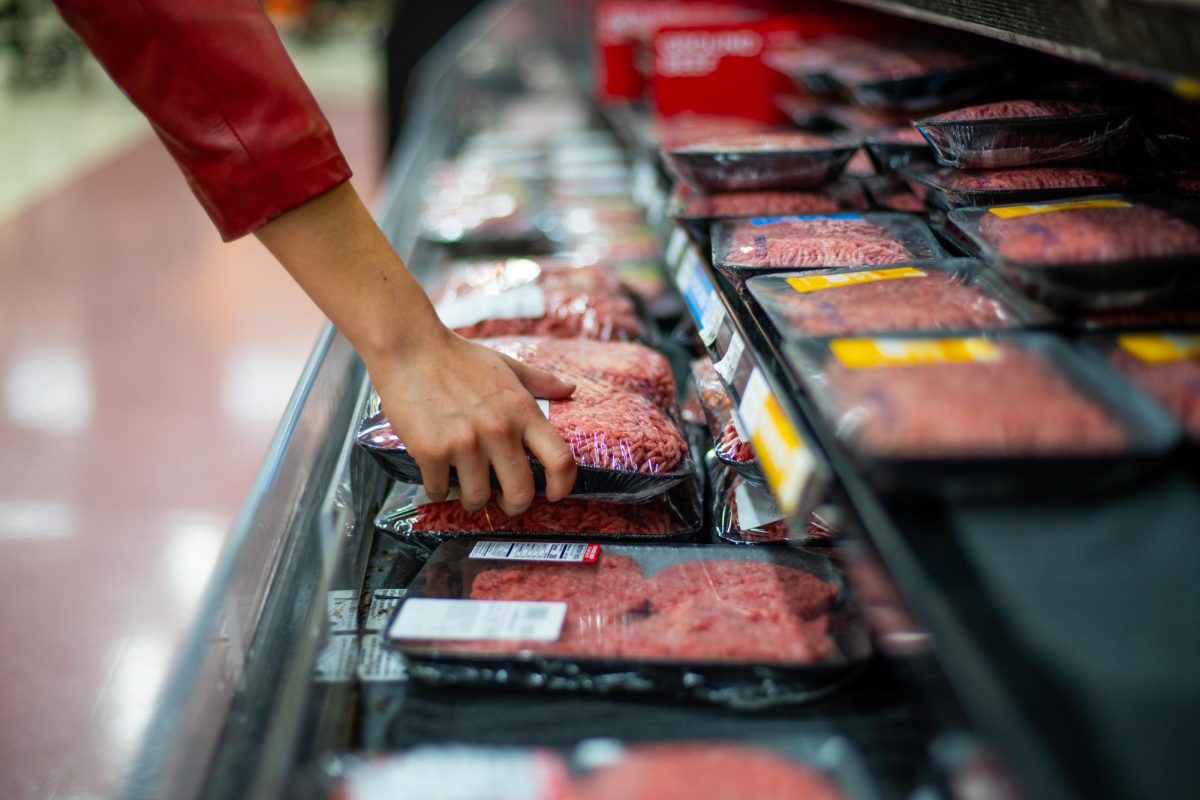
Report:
469,541,600,562
389,599,567,642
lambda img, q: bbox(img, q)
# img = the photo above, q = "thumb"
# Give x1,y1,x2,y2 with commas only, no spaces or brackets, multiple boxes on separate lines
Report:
502,355,576,400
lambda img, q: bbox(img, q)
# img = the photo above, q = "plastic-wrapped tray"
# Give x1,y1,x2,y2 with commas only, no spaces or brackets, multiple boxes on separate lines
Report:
386,540,871,709
689,358,764,487
914,100,1135,169
910,165,1144,210
433,258,646,341
711,213,945,292
863,127,935,176
862,176,926,214
827,47,996,113
663,132,860,193
746,260,1055,338
356,337,695,502
1088,332,1200,440
786,333,1180,495
667,183,860,245
375,477,704,548
948,195,1200,309
710,460,836,546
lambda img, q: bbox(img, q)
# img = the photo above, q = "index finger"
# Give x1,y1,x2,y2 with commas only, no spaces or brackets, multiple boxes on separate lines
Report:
523,415,577,502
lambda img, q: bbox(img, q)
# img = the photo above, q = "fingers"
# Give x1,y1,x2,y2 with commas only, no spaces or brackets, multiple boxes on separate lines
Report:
487,439,536,517
419,454,450,504
502,355,575,400
453,444,492,513
524,415,577,502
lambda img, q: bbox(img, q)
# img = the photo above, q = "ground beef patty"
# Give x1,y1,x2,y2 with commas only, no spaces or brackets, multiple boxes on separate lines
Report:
824,344,1127,456
723,218,915,270
566,744,844,800
412,495,677,536
757,269,1014,336
1111,349,1200,436
977,203,1200,266
438,261,644,341
622,561,838,661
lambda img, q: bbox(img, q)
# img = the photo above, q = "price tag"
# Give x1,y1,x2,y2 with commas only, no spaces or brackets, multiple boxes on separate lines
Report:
1118,333,1200,363
664,227,688,272
356,634,408,683
678,248,716,320
734,481,785,530
698,295,726,347
786,266,925,294
830,337,1002,369
739,368,815,517
365,588,406,632
631,158,656,207
389,599,566,642
988,198,1130,219
714,332,745,384
469,541,600,563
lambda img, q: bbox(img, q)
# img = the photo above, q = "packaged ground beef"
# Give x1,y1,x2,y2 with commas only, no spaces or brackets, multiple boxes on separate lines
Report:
746,260,1054,338
420,167,550,254
791,334,1179,493
826,41,999,113
689,358,764,486
387,541,871,707
668,184,856,237
433,258,645,341
375,478,704,547
1101,333,1200,438
711,213,944,292
912,166,1140,209
914,100,1135,168
862,176,927,213
663,132,860,193
712,465,837,545
648,113,782,151
864,127,936,176
356,338,694,501
949,196,1200,308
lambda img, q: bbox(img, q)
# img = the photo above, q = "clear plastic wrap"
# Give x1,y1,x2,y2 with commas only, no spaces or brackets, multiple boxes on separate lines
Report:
689,357,764,487
711,463,836,546
663,132,861,193
825,41,992,112
911,165,1142,209
433,258,646,341
375,478,704,547
914,100,1135,169
420,166,550,254
746,260,1055,337
773,37,882,97
949,196,1200,309
711,213,945,292
863,126,935,176
789,333,1180,494
386,540,871,708
1100,333,1200,439
356,337,694,501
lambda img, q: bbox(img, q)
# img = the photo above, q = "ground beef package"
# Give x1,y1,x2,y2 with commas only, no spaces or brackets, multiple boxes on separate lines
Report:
433,258,646,341
949,196,1200,309
662,132,861,193
386,541,871,708
911,165,1142,210
667,182,866,246
789,333,1180,495
914,100,1135,169
746,260,1054,338
420,166,551,255
825,42,997,113
356,337,695,502
333,739,875,800
689,358,765,486
1093,333,1200,439
710,462,837,546
863,127,936,176
374,478,704,548
712,213,945,292
862,176,927,214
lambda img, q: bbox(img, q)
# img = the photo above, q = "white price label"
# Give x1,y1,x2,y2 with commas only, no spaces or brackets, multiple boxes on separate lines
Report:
366,588,406,632
665,227,688,271
698,295,726,346
714,333,745,384
436,285,546,330
345,747,567,800
327,589,360,633
313,634,358,683
389,599,566,642
469,541,600,563
734,481,785,530
357,634,408,682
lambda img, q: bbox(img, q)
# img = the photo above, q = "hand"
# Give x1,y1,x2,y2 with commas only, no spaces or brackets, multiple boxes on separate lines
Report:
369,327,578,515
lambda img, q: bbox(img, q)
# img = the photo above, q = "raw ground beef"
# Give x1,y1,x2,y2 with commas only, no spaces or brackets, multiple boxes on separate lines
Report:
717,421,755,463
935,166,1132,192
1111,350,1200,436
753,269,1015,336
722,218,916,269
824,344,1127,456
724,482,789,542
672,131,840,154
437,261,644,341
566,744,844,800
624,561,837,661
977,203,1200,266
482,337,679,416
932,100,1106,122
690,358,756,463
678,189,841,218
412,495,677,536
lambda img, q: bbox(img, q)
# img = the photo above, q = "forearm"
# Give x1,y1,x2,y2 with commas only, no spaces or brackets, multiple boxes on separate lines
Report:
254,182,446,367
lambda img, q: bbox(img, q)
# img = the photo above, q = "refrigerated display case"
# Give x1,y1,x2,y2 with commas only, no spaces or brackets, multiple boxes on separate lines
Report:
119,2,1200,800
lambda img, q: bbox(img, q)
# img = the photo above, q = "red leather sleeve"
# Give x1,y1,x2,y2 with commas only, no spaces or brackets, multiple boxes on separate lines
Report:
53,0,352,241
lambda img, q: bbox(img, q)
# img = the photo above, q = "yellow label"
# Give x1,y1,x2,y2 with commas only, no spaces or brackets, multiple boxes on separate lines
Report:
740,368,813,516
988,198,1132,219
1172,77,1200,102
831,337,1002,369
1118,333,1200,364
786,266,926,294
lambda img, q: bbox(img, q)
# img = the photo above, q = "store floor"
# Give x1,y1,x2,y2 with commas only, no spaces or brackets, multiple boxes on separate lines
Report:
0,35,382,800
